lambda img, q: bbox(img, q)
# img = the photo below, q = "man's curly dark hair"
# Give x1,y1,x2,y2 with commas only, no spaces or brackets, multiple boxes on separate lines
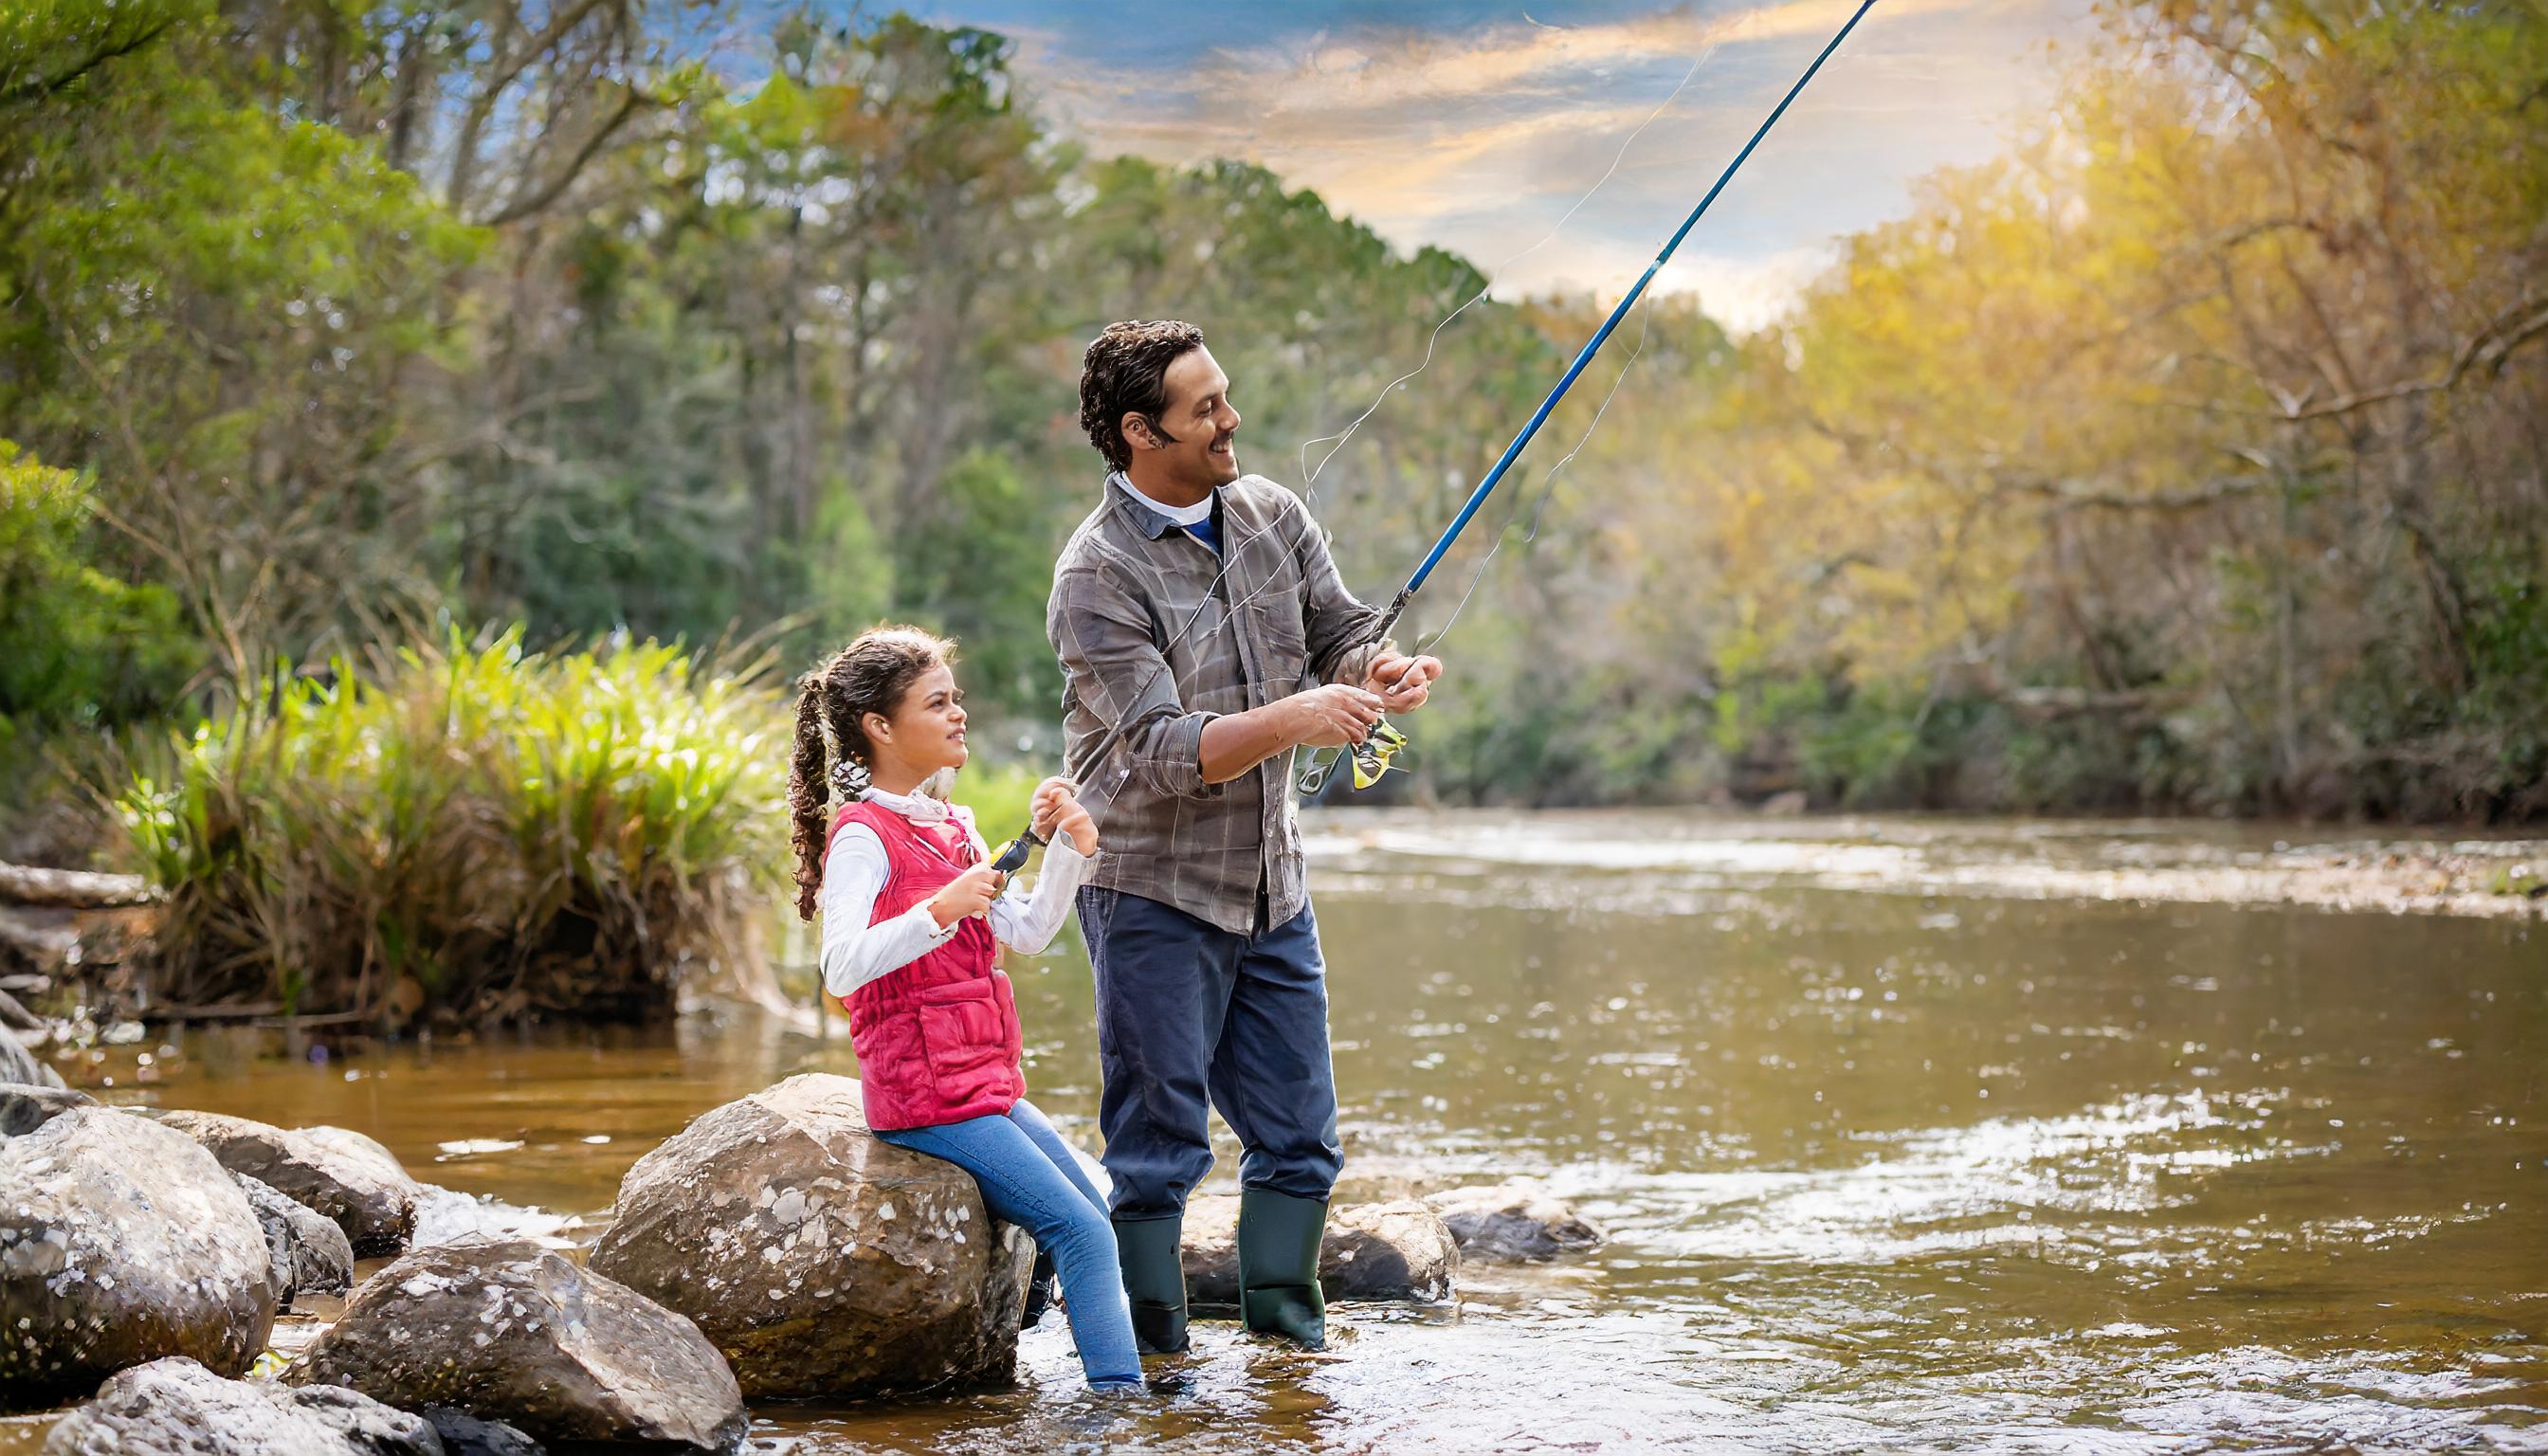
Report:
1079,318,1206,473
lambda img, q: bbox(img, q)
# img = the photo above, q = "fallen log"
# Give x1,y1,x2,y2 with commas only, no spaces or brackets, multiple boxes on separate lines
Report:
0,861,155,909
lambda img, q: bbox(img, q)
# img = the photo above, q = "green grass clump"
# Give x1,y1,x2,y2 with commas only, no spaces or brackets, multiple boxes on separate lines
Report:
118,627,789,1023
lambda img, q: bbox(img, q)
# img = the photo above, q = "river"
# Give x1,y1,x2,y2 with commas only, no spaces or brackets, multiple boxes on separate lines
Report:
11,810,2545,1452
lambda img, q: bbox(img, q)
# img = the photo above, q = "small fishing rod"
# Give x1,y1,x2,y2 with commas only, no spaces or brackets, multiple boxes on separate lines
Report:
1299,0,1879,793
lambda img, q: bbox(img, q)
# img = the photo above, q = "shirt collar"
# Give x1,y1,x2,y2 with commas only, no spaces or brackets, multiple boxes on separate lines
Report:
1108,471,1215,539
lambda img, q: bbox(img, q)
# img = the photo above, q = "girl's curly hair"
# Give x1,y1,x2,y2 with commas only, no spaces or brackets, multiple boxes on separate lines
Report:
788,625,957,920
1079,318,1206,472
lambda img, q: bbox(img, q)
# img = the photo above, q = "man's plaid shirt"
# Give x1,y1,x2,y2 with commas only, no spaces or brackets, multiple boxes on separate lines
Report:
1046,473,1387,936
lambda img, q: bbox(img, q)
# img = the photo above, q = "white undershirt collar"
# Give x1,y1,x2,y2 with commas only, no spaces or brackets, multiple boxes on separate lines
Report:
859,783,953,826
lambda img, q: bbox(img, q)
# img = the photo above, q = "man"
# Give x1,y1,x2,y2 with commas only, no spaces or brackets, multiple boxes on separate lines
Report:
1047,318,1442,1354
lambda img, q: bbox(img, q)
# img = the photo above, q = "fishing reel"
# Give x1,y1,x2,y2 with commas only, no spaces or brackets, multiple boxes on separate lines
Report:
1298,718,1409,794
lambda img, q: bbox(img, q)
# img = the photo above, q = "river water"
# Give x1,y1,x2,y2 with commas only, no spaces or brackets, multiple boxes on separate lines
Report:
19,810,2548,1452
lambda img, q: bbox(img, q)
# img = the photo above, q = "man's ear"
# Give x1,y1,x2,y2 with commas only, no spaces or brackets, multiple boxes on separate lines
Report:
1119,412,1155,452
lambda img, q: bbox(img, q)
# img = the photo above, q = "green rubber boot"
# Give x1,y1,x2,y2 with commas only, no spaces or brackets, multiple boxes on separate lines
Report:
1236,1188,1328,1351
1111,1213,1190,1356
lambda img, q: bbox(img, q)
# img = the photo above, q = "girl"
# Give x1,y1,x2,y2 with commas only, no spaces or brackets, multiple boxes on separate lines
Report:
788,626,1142,1395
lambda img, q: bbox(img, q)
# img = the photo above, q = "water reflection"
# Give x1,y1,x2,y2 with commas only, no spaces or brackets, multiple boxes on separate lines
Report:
71,812,2548,1451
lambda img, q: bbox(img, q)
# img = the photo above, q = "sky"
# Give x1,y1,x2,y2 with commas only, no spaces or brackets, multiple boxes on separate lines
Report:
883,0,2099,331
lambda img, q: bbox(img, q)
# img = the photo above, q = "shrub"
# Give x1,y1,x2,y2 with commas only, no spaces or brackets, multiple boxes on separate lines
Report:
0,442,198,732
118,627,788,1023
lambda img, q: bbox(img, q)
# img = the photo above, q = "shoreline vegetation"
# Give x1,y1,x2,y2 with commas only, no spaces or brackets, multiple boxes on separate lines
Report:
1,1,2540,1023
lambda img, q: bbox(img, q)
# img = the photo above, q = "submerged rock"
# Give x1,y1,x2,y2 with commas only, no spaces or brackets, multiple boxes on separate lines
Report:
0,1107,276,1410
422,1406,548,1456
288,1237,743,1453
43,1356,440,1456
1183,1195,1460,1304
1423,1183,1609,1262
154,1110,420,1256
588,1073,1034,1399
233,1171,356,1306
0,1081,94,1136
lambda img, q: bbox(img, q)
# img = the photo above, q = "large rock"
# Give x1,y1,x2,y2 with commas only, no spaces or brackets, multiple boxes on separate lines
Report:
1182,1195,1460,1304
287,1238,743,1453
0,1082,93,1136
44,1356,440,1456
155,1110,420,1256
0,1028,64,1091
1423,1182,1609,1262
233,1171,356,1307
0,1107,276,1409
588,1073,1034,1398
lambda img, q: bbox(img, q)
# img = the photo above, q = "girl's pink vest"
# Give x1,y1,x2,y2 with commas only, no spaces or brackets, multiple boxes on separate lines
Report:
827,799,1027,1131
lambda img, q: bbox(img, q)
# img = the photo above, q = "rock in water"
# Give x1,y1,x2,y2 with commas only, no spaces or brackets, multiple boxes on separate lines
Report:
0,1082,94,1136
287,1237,744,1453
44,1356,440,1456
0,1028,63,1090
154,1111,419,1256
1182,1196,1460,1304
232,1171,356,1307
0,1108,276,1409
587,1073,1034,1398
422,1406,548,1456
1423,1183,1609,1262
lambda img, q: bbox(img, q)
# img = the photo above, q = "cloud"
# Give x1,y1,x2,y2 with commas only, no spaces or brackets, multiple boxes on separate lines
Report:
993,0,2081,328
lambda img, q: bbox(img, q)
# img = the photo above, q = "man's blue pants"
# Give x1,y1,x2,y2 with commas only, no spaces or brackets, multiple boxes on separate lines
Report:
1075,885,1342,1221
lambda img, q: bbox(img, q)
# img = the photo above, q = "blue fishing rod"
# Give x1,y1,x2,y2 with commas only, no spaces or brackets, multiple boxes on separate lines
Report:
1300,0,1879,793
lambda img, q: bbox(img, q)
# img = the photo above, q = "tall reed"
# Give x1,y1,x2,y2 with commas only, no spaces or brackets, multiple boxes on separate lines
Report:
118,628,787,1024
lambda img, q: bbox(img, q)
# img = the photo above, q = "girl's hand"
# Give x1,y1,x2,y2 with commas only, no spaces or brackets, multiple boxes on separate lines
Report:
1028,776,1076,840
927,864,1007,928
1049,797,1099,856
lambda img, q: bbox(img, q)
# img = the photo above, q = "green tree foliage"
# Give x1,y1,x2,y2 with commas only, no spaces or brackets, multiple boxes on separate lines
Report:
0,443,197,736
4,0,2541,825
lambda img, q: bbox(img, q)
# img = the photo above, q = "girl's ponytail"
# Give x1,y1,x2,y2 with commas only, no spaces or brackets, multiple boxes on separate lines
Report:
788,676,834,922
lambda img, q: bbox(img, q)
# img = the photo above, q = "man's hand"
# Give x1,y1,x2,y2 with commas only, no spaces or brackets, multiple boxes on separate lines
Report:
1282,683,1386,749
1030,776,1100,855
1361,652,1443,714
926,864,1007,928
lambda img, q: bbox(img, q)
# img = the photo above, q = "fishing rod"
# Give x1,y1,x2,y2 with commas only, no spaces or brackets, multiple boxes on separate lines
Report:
992,0,1876,865
1298,0,1879,793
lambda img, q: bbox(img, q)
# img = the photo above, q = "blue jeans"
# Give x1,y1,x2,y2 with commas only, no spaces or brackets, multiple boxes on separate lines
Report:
873,1099,1142,1389
1077,886,1343,1219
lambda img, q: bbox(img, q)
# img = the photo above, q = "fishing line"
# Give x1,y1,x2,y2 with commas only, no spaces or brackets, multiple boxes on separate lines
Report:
1408,289,1658,660
1295,33,1723,495
1008,0,1878,845
1299,0,1881,792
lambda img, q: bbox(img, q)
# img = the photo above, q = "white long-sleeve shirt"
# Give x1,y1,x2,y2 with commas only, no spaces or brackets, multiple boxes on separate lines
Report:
817,785,1098,1000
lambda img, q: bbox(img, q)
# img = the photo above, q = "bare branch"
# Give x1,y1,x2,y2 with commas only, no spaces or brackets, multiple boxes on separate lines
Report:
479,83,655,228
2276,295,2548,423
